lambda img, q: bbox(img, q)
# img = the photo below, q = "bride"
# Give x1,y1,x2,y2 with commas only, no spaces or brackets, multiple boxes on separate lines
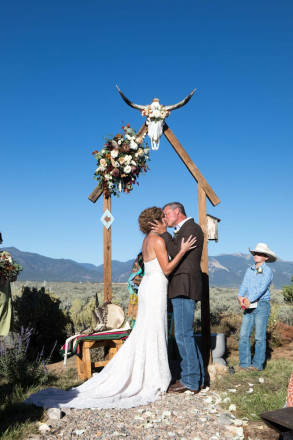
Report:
25,207,196,409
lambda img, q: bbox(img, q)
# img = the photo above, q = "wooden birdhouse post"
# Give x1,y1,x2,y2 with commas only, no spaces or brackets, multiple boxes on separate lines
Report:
88,88,220,367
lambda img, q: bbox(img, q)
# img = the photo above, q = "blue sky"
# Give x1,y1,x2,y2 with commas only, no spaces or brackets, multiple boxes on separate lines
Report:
1,0,293,265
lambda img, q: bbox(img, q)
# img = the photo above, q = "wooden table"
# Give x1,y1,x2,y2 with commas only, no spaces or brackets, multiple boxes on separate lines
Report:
76,338,124,380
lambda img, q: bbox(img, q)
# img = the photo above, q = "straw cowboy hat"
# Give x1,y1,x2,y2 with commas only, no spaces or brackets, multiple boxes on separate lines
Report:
249,243,277,263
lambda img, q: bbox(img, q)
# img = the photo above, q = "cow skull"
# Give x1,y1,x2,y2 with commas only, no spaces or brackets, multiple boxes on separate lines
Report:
116,86,196,150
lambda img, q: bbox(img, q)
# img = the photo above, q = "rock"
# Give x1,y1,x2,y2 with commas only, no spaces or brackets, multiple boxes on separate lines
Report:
234,419,243,426
208,364,228,381
217,414,235,426
46,408,64,420
229,404,237,412
38,423,50,433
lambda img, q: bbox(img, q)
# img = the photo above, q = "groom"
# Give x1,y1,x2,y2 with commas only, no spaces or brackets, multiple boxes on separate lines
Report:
151,202,204,393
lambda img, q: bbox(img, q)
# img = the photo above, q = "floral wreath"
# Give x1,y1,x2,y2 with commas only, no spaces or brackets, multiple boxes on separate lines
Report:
141,99,170,124
92,125,150,198
0,251,23,281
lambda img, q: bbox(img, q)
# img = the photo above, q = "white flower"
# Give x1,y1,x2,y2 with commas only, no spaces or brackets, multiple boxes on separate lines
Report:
124,155,132,165
131,160,137,166
125,134,132,140
111,149,119,158
101,149,105,154
124,165,131,174
153,109,161,118
144,148,150,154
105,174,112,180
118,139,122,145
130,140,138,150
96,165,105,172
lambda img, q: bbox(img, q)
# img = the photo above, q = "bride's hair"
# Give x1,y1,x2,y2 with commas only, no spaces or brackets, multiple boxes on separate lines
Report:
139,207,163,234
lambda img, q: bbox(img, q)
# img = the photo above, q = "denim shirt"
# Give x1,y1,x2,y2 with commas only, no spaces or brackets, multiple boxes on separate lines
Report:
237,262,273,303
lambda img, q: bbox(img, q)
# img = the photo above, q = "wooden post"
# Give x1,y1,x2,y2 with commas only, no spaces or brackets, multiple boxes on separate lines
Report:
103,194,112,302
198,185,211,367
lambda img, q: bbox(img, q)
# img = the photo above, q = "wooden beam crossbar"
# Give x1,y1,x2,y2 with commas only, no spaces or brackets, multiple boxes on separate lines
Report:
163,124,220,207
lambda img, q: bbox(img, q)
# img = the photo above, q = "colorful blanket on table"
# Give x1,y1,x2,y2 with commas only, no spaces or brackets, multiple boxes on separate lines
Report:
60,327,131,365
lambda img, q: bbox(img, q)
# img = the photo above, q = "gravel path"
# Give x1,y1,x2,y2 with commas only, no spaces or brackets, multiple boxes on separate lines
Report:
27,387,247,440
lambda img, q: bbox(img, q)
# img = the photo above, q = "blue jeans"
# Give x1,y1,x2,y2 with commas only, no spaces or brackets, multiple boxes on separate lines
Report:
171,297,204,390
238,301,270,370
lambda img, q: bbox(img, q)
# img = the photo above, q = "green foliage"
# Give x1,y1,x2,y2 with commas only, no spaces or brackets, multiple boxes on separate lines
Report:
13,286,72,360
0,328,49,386
281,275,293,303
70,297,97,333
277,305,293,325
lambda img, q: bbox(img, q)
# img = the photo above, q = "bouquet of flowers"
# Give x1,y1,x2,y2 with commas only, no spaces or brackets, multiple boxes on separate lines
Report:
92,124,150,198
0,251,23,281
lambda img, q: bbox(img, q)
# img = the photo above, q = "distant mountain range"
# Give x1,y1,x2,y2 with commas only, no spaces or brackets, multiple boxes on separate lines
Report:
1,247,292,289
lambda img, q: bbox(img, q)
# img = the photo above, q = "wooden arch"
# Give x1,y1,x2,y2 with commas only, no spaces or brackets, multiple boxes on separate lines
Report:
88,121,220,366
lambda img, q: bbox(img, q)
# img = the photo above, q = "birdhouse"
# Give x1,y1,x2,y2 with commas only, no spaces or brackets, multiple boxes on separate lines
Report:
206,214,221,242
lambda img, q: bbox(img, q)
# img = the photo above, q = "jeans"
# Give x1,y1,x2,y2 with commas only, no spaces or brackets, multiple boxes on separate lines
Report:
171,297,204,390
238,301,270,370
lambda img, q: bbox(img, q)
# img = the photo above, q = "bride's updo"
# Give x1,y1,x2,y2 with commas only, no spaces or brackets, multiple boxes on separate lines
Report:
139,207,163,234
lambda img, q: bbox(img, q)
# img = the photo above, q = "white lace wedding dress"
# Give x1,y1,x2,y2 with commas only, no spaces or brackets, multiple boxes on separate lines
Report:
25,258,171,409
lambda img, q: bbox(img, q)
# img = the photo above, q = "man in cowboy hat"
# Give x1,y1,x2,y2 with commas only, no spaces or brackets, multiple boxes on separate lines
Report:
237,243,277,371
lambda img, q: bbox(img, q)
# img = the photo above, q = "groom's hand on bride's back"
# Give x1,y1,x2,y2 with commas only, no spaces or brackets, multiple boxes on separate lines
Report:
148,219,167,235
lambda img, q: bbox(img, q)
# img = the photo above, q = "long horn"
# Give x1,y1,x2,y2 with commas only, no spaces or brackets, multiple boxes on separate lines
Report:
116,85,147,110
164,89,196,111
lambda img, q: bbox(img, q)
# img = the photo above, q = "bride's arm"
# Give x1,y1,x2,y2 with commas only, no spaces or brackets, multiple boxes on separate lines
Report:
153,235,197,276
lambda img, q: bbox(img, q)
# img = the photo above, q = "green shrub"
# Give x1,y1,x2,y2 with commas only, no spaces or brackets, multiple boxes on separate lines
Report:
277,305,293,325
13,286,72,360
0,327,50,386
281,275,293,303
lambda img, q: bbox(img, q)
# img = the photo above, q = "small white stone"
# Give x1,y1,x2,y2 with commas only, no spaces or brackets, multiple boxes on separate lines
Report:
248,383,254,386
234,419,243,427
162,410,172,417
168,433,176,437
204,396,213,403
144,423,154,429
145,411,154,417
259,377,264,383
134,416,144,420
137,408,145,413
223,397,231,403
75,429,86,436
227,388,237,393
200,417,207,422
38,423,50,433
229,404,237,412
112,432,127,437
236,427,244,436
247,388,254,394
210,409,218,414
184,390,195,395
